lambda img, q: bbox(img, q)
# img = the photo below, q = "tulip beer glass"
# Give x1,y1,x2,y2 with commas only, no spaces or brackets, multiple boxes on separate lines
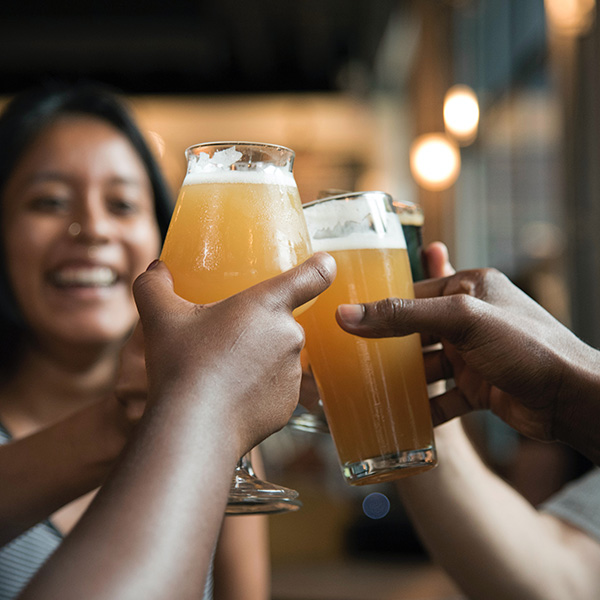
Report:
298,191,436,485
160,142,312,513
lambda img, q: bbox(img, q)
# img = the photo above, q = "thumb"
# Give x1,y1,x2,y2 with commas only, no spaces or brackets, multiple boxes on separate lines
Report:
251,252,337,313
423,242,455,278
133,260,188,327
336,242,461,339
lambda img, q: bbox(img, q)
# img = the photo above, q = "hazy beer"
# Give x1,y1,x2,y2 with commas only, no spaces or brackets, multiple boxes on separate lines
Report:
161,144,312,304
299,192,436,484
159,142,312,513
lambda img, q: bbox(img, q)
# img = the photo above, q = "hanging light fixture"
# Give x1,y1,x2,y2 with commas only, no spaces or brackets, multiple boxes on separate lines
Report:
544,0,596,35
409,133,461,191
443,84,480,145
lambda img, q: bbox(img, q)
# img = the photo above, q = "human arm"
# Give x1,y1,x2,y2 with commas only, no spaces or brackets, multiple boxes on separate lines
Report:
19,253,335,600
335,242,600,465
213,480,271,600
213,451,270,600
358,242,600,599
0,395,133,546
398,419,600,600
214,511,269,600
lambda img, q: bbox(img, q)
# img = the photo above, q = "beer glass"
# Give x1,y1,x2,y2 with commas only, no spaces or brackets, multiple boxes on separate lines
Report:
290,193,425,436
160,142,312,514
395,198,425,282
297,191,437,485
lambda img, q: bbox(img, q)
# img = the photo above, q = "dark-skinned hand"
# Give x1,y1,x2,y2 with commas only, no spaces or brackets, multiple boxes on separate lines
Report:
130,252,336,459
336,242,600,462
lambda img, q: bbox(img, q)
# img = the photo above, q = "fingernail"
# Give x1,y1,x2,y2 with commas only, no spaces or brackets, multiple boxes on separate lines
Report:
146,259,160,271
337,304,365,326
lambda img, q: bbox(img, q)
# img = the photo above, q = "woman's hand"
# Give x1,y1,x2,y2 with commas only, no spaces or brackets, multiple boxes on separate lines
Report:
114,323,147,426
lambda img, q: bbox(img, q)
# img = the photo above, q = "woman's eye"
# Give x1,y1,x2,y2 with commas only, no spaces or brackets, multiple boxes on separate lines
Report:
109,198,140,215
29,196,70,213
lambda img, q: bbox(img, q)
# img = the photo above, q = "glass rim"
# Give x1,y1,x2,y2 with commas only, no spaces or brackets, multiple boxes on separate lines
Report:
305,191,423,217
303,190,393,209
185,141,295,157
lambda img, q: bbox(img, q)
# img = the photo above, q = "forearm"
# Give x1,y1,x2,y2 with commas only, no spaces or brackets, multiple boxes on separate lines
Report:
215,513,269,600
19,391,238,600
0,396,130,545
214,449,270,600
555,351,600,466
397,419,594,600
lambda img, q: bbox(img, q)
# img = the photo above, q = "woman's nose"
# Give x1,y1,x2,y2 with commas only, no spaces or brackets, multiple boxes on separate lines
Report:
72,198,113,243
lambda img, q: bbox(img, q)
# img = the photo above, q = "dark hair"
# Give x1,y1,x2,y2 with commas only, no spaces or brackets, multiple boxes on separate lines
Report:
0,81,174,375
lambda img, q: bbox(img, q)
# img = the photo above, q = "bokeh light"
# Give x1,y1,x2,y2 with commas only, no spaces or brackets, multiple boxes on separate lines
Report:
443,84,480,145
544,0,596,35
409,133,461,191
362,492,391,520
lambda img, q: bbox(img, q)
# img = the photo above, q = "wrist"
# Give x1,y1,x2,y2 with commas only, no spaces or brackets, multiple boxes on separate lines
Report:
144,380,245,464
554,349,600,465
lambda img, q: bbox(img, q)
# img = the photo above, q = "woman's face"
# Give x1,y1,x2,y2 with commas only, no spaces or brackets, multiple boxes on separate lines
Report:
1,114,162,349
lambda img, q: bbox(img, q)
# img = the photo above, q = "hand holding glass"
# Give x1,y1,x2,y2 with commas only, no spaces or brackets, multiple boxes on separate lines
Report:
298,192,437,485
160,142,312,514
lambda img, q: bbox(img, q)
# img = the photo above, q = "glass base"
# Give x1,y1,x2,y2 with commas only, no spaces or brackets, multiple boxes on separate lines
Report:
226,465,302,515
342,445,437,486
226,496,303,515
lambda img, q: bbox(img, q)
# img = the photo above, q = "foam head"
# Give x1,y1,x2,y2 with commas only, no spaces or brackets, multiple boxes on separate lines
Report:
303,192,407,252
183,142,297,187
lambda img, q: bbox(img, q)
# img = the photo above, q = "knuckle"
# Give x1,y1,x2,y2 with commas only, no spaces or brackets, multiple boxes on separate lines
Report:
368,297,408,334
467,267,505,298
290,321,306,352
446,293,488,347
376,296,405,318
309,258,334,289
480,267,504,289
444,268,501,301
447,292,478,316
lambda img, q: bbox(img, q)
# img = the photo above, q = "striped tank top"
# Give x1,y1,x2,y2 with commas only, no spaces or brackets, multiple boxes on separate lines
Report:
0,422,214,599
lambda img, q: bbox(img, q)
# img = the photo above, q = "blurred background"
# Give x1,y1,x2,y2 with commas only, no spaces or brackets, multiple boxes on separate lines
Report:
2,0,598,598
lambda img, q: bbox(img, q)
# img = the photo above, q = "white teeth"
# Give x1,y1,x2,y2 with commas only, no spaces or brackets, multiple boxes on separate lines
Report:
53,267,118,287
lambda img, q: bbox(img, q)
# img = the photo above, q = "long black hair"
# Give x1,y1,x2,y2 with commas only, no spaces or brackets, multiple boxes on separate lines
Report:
0,81,174,376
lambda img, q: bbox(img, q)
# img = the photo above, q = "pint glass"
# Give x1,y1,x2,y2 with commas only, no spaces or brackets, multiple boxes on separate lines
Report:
395,199,425,282
160,142,312,513
298,191,436,485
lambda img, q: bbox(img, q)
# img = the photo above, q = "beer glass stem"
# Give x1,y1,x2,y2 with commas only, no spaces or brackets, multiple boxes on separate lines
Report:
225,453,302,515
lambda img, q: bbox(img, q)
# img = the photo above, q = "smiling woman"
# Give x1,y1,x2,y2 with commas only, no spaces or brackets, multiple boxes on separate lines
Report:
0,83,173,600
0,84,173,375
1,114,161,347
0,83,269,600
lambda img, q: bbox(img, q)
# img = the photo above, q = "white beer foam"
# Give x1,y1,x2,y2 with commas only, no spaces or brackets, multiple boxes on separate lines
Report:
184,147,296,187
310,230,406,252
183,169,296,186
305,197,407,252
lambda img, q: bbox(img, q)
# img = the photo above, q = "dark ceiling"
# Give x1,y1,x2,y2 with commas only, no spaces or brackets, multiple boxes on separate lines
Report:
0,0,399,95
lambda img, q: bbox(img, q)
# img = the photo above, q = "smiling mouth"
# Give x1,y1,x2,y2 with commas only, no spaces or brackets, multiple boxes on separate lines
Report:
51,266,119,288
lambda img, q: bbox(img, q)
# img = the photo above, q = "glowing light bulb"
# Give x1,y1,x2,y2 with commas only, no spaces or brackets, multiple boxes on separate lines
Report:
544,0,595,35
409,133,461,191
444,84,480,145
